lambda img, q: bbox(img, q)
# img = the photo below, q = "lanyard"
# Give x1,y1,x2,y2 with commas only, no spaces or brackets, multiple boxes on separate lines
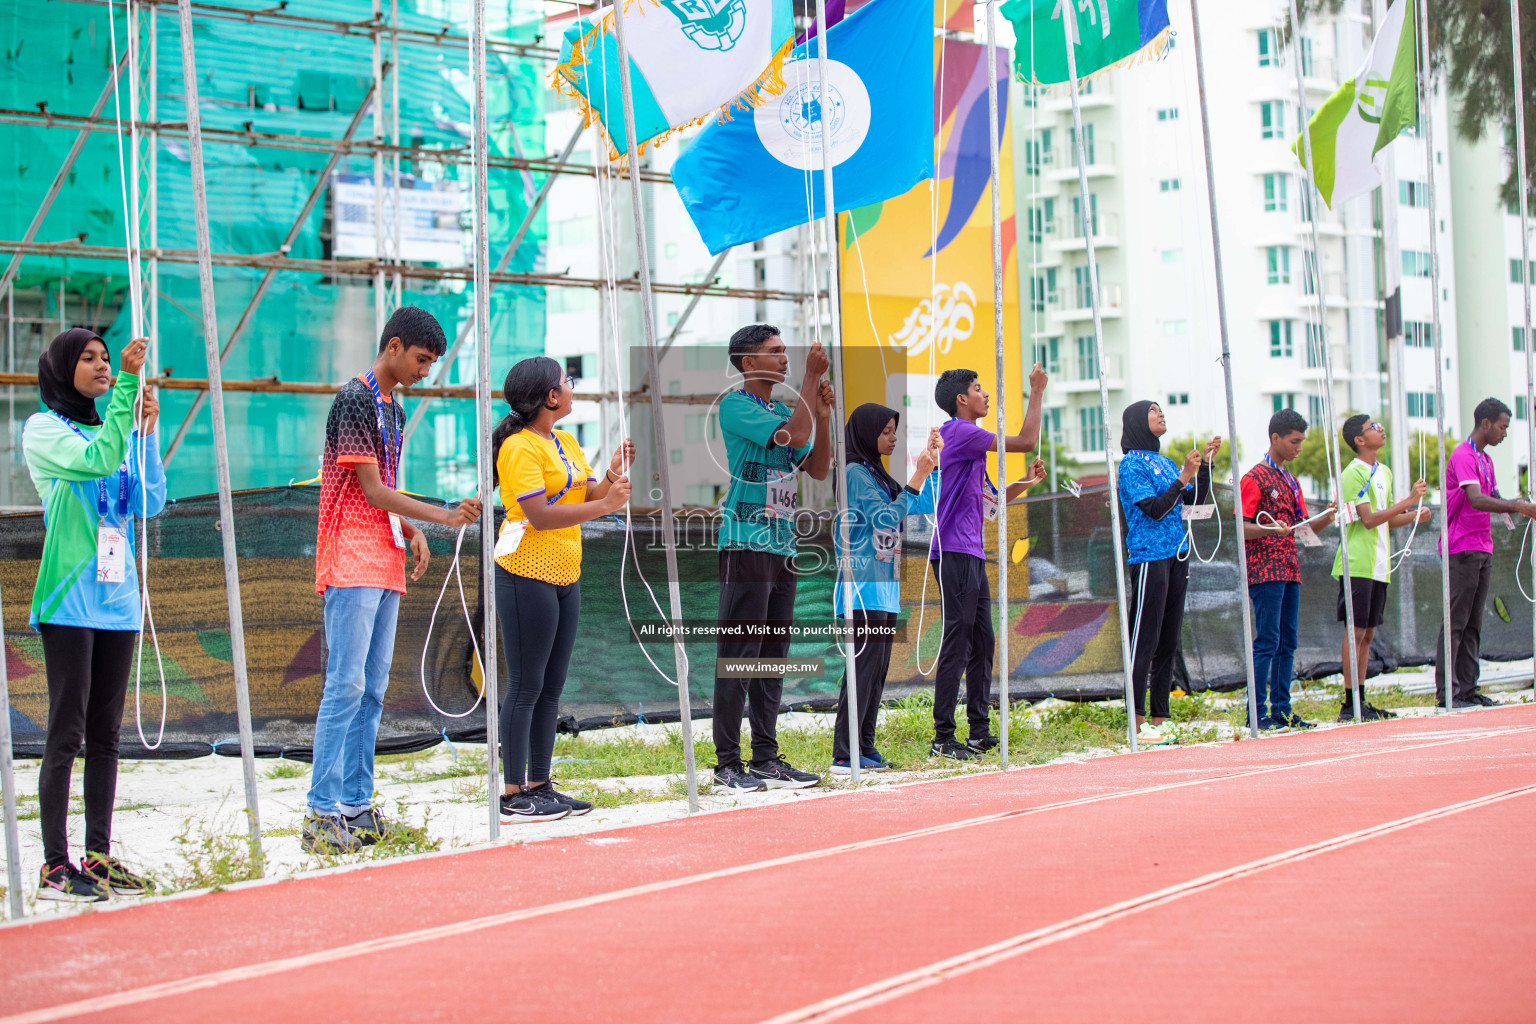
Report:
1131,450,1171,482
363,370,402,488
1465,439,1498,496
738,389,780,416
55,413,130,518
1263,453,1305,518
858,461,899,501
545,431,579,505
1354,460,1379,501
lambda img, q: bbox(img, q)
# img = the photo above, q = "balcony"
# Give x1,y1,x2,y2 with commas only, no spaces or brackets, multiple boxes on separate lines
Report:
1040,77,1115,112
1055,351,1126,394
1045,140,1117,181
1052,281,1124,322
1051,211,1121,252
1295,271,1346,306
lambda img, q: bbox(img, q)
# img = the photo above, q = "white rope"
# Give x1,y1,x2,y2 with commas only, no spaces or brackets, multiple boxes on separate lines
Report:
1516,515,1536,604
1181,491,1223,564
418,520,486,718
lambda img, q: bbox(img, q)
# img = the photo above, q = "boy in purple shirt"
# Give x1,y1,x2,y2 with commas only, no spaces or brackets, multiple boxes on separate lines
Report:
1436,398,1536,706
925,365,1048,760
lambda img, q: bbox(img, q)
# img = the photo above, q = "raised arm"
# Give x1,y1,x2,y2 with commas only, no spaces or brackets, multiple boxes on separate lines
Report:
990,363,1049,453
802,378,834,482
1463,481,1536,518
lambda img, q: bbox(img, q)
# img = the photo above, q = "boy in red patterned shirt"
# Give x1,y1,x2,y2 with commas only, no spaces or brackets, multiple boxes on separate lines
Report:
1240,409,1335,731
305,307,481,853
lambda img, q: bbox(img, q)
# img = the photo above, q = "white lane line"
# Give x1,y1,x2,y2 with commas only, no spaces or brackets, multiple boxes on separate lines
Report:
2,727,1528,1024
758,782,1536,1024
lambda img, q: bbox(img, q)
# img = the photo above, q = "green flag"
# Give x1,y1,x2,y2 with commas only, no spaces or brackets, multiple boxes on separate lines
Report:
999,0,1171,85
1292,0,1418,208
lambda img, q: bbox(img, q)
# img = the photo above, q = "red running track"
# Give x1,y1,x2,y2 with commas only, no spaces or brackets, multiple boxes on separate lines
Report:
2,707,1534,1023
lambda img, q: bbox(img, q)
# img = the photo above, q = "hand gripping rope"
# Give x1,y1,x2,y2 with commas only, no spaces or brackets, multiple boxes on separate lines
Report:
107,0,169,751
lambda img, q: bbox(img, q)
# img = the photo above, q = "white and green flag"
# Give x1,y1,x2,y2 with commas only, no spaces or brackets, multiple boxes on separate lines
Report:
1292,0,1418,208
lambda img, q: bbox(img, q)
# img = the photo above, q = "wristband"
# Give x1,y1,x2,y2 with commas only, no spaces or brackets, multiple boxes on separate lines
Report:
606,468,620,483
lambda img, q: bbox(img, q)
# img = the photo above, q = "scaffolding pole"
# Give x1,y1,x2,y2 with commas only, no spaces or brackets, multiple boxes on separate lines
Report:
1190,0,1260,738
610,0,699,812
175,0,264,870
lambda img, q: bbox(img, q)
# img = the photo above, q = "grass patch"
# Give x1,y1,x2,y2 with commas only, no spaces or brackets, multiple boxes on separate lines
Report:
264,760,307,780
390,758,481,785
160,810,264,893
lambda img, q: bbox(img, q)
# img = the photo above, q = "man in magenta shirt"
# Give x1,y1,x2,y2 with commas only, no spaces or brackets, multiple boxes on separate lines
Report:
1437,398,1536,706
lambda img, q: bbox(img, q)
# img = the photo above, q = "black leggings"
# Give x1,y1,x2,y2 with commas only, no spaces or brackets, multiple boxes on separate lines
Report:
1126,556,1189,719
38,625,138,868
495,567,580,786
832,610,897,761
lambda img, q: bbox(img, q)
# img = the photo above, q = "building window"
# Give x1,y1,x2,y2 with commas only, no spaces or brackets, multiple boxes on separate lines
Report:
1031,267,1058,311
1162,248,1184,263
1258,28,1277,67
1272,393,1297,413
1304,322,1325,367
1046,407,1063,441
1260,101,1285,139
1075,334,1098,379
563,355,586,380
1157,107,1179,121
1269,320,1294,358
1405,321,1434,348
1516,326,1529,352
1403,250,1433,278
1263,173,1288,212
1399,180,1429,207
1406,392,1437,418
1027,197,1056,242
1070,123,1096,164
1309,395,1325,427
1071,193,1099,235
1299,36,1315,77
1032,337,1061,374
1518,396,1528,421
1166,393,1190,406
670,448,684,464
1513,258,1536,284
1073,264,1098,308
1159,178,1181,192
1079,405,1105,452
1266,246,1291,285
1164,319,1188,336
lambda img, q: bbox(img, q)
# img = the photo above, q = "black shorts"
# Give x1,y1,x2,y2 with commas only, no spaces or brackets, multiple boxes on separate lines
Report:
1337,577,1389,628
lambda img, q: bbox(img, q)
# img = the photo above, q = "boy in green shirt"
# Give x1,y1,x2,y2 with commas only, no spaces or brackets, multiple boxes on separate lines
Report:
1333,414,1429,721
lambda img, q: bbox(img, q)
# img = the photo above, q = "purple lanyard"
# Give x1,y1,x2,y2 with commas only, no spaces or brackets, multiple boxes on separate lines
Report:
54,413,130,518
363,370,402,488
545,432,578,505
1466,439,1497,497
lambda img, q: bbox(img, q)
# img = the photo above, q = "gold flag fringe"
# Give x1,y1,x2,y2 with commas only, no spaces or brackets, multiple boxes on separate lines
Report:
1019,26,1173,88
550,0,795,163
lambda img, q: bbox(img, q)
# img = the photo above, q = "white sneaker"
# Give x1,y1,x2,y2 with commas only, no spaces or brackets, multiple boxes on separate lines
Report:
1136,722,1170,746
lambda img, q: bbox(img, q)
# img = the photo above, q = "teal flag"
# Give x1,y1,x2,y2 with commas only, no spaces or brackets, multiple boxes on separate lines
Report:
999,0,1171,85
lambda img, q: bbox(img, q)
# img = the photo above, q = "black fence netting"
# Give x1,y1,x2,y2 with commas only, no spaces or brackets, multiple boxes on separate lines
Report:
3,483,1531,758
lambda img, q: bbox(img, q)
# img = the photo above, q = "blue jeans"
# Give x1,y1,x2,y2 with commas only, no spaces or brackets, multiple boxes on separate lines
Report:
307,586,400,815
1249,580,1300,721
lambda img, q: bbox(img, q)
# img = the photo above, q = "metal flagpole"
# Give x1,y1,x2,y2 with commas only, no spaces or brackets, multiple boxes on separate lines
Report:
1411,0,1454,714
0,578,22,920
810,0,863,786
1190,0,1260,738
372,0,387,342
983,0,1011,767
469,0,501,840
1288,0,1361,722
1509,0,1535,694
609,1,699,811
1060,21,1138,751
175,0,263,868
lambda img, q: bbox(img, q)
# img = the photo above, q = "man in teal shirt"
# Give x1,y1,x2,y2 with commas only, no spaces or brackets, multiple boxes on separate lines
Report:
712,325,832,791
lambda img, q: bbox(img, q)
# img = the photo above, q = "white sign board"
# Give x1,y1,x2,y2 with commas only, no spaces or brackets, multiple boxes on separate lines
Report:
331,172,469,265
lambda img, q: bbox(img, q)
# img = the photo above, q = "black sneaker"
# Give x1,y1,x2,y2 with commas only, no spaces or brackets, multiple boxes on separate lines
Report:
531,783,593,817
965,734,1000,754
80,853,152,896
343,807,392,846
930,739,976,761
1258,717,1289,733
748,757,821,790
712,765,767,792
1283,713,1316,730
1363,701,1397,720
1472,692,1498,707
302,810,363,854
37,863,108,904
499,789,570,823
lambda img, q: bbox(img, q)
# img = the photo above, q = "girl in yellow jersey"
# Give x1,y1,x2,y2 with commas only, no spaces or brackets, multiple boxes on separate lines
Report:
491,357,633,823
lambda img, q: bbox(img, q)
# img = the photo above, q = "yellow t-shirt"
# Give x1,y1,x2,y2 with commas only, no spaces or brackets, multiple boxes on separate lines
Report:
495,428,595,585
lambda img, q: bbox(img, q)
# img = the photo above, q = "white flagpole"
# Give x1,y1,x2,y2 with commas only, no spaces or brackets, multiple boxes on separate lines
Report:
1509,0,1535,694
1060,22,1138,751
1411,0,1454,713
1288,0,1362,722
810,0,863,786
610,0,700,810
1189,0,1260,738
983,0,1011,767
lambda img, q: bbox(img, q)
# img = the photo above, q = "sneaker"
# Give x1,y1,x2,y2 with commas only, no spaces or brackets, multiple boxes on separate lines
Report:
533,783,593,817
749,757,821,790
1283,713,1317,730
965,734,1000,754
711,765,767,792
1363,701,1397,720
829,755,887,776
929,739,975,761
342,807,392,846
1136,722,1170,746
1338,698,1396,722
1258,717,1289,733
866,749,891,769
1472,692,1498,707
302,810,363,854
37,863,108,904
80,853,151,896
499,789,570,823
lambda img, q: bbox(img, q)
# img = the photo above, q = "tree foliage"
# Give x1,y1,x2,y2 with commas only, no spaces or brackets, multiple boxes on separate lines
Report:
1162,434,1234,481
1299,0,1535,208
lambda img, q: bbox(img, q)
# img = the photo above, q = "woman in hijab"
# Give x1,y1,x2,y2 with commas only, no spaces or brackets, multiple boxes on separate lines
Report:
830,404,942,774
23,329,164,902
1117,399,1219,746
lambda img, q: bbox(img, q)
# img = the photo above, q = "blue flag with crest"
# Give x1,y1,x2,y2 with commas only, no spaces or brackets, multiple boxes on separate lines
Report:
672,0,933,255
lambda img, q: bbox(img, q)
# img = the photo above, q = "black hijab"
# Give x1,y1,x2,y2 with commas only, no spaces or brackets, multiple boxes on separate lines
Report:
845,403,902,499
1121,399,1160,455
38,327,105,426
